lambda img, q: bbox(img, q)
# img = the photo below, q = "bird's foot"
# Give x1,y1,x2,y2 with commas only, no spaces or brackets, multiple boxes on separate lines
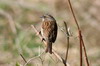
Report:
36,31,41,35
41,38,45,42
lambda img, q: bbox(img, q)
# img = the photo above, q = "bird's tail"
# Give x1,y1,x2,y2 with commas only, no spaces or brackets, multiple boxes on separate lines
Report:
45,41,52,54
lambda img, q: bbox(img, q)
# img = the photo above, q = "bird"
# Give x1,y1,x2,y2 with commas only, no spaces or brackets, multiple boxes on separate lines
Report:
40,14,58,54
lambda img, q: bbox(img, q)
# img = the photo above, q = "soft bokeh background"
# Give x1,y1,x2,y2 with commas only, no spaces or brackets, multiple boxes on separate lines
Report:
0,0,100,66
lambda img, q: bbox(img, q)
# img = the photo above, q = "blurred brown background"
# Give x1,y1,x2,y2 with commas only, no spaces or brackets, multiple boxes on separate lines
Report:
0,0,100,66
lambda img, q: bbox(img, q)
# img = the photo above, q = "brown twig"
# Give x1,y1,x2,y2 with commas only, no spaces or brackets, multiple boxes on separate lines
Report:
20,54,27,63
67,0,90,66
81,35,90,66
63,21,70,63
31,25,70,66
79,30,83,66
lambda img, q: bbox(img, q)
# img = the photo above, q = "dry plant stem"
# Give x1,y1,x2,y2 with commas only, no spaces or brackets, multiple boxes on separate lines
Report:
67,0,90,66
81,33,90,66
24,56,40,66
63,22,70,63
39,57,44,66
52,50,66,66
31,25,70,66
79,31,83,66
23,52,44,66
20,54,27,63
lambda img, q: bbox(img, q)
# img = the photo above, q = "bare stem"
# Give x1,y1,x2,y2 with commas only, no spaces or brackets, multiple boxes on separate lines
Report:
67,0,90,66
20,54,27,63
67,0,80,30
81,36,90,66
24,56,40,66
79,31,83,66
63,21,70,63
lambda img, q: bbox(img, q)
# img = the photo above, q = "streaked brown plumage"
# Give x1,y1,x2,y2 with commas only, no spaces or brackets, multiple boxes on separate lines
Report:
40,14,58,54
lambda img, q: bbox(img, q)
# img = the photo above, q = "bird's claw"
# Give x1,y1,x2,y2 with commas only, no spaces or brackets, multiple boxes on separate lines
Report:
41,38,45,42
36,31,41,35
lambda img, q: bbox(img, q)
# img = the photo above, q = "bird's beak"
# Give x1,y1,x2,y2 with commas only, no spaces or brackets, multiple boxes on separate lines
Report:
40,16,43,18
40,15,45,18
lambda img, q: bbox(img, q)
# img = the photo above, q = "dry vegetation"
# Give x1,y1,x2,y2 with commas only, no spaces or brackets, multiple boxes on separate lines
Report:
0,0,100,66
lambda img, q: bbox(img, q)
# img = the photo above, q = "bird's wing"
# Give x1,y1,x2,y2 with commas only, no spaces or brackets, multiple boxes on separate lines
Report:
42,21,57,43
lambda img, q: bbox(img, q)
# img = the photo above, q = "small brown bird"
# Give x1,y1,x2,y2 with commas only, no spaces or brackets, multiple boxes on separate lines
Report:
40,14,58,54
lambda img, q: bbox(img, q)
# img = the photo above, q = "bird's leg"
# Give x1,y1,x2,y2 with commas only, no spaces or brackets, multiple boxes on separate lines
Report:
38,31,45,42
41,38,45,42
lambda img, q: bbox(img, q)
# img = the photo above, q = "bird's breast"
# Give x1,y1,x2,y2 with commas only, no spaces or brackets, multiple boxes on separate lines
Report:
42,21,52,29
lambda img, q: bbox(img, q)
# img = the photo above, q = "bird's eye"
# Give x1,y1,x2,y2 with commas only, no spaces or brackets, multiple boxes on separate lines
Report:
44,16,46,18
40,15,46,18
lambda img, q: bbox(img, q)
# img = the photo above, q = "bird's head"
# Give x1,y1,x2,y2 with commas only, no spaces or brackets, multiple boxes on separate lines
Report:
40,14,55,22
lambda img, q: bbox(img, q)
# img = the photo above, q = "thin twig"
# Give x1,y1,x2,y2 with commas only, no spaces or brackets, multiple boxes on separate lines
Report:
39,57,44,66
52,50,67,66
24,52,44,66
31,25,70,66
63,21,70,63
20,54,27,63
67,0,80,30
79,31,83,66
81,35,90,66
24,56,40,66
